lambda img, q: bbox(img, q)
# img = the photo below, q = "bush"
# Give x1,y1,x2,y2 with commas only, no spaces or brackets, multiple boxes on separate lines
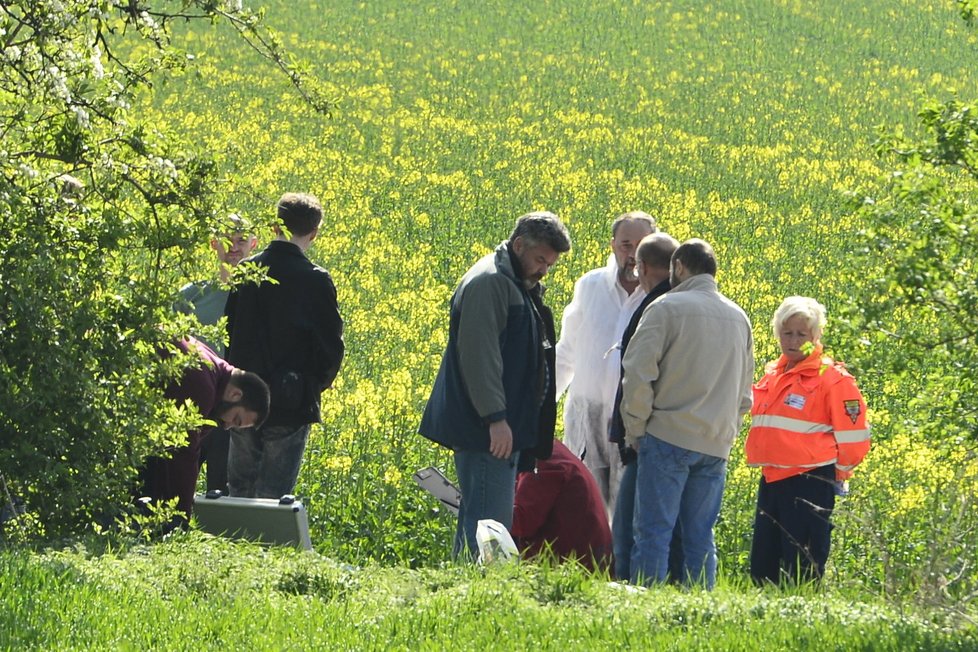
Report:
0,0,326,539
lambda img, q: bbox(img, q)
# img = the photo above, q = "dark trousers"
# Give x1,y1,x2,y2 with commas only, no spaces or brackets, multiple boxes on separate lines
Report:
199,427,230,494
749,464,836,585
137,438,203,518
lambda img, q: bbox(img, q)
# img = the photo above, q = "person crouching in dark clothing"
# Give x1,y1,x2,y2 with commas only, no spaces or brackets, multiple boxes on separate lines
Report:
137,337,270,519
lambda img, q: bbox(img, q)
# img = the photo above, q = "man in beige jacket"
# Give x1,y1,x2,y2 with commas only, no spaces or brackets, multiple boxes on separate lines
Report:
620,238,754,588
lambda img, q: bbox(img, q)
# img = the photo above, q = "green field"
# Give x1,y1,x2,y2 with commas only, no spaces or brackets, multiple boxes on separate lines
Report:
2,0,978,646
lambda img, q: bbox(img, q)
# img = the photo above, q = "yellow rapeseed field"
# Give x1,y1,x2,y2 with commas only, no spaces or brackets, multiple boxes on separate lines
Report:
151,0,978,577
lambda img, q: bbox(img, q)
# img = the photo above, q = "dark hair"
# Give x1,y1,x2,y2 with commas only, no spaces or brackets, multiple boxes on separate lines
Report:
612,211,657,237
509,211,572,253
673,238,717,277
637,232,680,269
277,192,323,238
230,370,271,427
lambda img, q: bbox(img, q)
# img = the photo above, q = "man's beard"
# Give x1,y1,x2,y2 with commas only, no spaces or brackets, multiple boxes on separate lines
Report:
211,399,241,426
523,275,542,289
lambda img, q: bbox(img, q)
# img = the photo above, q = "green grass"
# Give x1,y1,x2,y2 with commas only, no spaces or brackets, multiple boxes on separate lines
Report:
1,535,974,650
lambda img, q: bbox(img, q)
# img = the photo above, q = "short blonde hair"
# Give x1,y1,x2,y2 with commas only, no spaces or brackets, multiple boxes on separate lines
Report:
772,296,826,341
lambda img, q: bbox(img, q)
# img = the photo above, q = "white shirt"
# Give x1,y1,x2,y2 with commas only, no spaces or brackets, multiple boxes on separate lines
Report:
555,255,647,455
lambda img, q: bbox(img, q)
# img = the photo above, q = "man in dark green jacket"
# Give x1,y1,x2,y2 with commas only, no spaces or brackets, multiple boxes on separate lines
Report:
420,211,571,559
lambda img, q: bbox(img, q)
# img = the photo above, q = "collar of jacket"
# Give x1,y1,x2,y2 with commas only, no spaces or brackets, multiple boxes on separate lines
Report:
499,241,547,298
670,273,717,294
765,343,828,378
648,278,671,300
264,239,307,258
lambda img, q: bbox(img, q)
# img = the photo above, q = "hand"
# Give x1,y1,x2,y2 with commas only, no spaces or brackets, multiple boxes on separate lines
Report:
488,420,514,460
617,440,637,466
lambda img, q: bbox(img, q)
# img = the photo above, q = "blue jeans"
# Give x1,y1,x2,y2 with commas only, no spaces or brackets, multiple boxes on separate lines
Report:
614,456,686,582
631,435,726,589
452,449,519,560
228,423,311,499
612,460,637,580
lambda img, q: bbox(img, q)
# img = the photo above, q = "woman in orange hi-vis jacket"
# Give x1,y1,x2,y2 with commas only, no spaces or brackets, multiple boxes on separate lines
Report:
745,296,871,584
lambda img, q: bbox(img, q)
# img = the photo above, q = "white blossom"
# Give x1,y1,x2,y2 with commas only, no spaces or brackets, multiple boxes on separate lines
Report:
91,46,104,79
47,65,72,102
150,156,178,181
71,104,90,129
139,11,159,31
18,163,38,179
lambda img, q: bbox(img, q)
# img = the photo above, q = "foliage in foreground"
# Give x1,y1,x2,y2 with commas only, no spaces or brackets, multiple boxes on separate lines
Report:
0,0,326,539
849,94,978,446
839,93,978,608
0,535,974,651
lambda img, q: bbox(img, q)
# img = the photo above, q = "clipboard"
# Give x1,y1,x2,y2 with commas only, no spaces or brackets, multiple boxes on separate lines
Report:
413,467,461,515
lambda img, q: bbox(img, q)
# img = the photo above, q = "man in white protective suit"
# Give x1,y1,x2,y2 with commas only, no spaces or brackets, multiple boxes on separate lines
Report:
555,211,656,520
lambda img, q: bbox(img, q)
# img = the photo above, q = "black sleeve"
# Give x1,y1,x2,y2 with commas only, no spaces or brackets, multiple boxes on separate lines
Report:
307,271,345,390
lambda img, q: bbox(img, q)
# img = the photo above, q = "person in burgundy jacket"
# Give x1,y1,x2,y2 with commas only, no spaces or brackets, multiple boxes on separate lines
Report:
137,337,270,517
512,439,613,572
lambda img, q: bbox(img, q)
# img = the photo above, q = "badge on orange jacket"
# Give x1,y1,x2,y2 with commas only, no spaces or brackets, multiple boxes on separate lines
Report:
843,400,861,424
784,393,806,409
